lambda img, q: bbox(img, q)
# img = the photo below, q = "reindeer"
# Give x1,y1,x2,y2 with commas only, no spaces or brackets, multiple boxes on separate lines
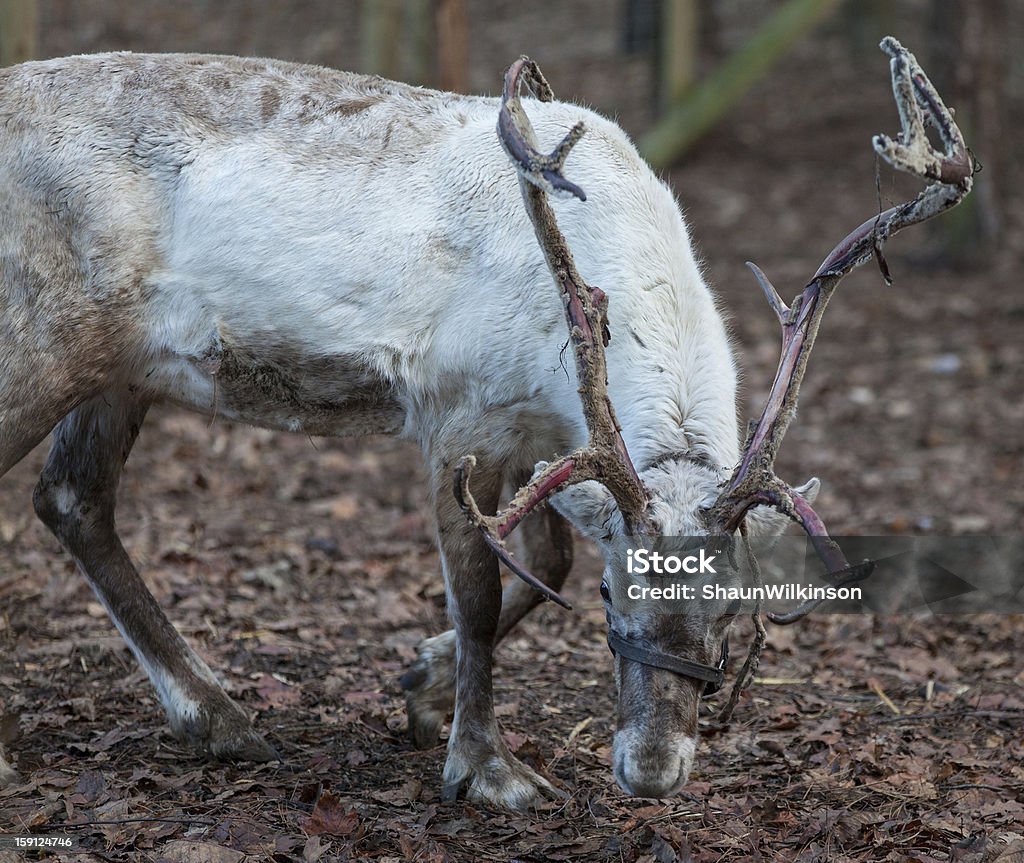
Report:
0,40,971,809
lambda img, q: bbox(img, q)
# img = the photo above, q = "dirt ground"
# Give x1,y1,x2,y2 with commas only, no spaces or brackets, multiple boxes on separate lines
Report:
2,2,1023,862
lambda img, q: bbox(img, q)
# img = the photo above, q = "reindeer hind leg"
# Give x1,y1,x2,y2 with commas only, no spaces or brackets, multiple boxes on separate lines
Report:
32,392,277,764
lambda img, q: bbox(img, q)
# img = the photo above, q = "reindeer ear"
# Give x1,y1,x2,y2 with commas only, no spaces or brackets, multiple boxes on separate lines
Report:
744,477,821,537
547,478,624,543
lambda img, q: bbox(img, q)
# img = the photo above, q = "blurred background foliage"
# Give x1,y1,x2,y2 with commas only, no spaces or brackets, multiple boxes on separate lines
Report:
1,0,1017,256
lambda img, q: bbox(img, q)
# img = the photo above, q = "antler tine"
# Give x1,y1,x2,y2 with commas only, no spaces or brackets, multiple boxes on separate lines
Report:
497,56,588,201
876,37,971,185
453,58,651,605
706,38,974,611
766,557,876,624
746,261,789,324
454,455,576,608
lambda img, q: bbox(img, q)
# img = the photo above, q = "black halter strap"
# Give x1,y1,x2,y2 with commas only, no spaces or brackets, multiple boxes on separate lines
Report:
607,631,729,696
602,452,730,695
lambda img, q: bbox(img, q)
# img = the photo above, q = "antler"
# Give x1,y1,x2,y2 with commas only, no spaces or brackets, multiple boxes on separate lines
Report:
704,37,974,622
454,57,650,609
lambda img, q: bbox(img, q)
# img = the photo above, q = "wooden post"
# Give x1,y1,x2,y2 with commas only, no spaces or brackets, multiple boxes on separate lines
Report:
660,0,698,107
435,0,469,93
405,0,432,86
928,0,1005,255
360,0,404,79
0,0,37,67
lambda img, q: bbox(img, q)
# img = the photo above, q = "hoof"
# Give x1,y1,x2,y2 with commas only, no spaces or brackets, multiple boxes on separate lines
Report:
443,741,562,812
401,631,456,749
170,689,279,763
207,725,280,763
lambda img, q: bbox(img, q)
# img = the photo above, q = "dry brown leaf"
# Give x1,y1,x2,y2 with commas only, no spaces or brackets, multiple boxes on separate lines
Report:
302,791,360,838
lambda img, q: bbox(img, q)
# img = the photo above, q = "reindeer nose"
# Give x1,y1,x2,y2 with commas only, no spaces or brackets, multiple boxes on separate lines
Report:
612,732,694,798
615,756,687,798
616,765,685,799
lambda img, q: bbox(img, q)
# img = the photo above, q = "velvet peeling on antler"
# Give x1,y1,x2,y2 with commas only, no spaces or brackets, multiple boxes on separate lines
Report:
705,37,973,622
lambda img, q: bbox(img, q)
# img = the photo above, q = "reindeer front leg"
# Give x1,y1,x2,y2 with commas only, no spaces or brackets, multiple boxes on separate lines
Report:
403,501,573,749
430,452,557,810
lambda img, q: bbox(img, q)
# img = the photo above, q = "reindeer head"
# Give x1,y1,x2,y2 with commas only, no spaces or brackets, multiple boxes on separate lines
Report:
457,41,973,798
545,462,823,797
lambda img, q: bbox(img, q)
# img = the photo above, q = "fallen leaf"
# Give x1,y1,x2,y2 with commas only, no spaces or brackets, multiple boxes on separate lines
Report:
302,791,359,838
370,779,421,805
253,673,301,708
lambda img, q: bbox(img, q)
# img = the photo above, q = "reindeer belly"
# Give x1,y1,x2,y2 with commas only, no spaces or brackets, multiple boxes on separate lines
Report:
141,336,406,437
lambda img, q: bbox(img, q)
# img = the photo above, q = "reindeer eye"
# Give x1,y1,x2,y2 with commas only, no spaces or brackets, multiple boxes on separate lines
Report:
600,582,611,603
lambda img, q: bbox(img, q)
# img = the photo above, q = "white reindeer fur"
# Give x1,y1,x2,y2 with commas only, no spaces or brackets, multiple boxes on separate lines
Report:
1,53,738,475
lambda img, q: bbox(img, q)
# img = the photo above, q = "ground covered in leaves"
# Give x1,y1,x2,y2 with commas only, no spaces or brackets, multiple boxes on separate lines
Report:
3,3,1024,862
1,420,1022,862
